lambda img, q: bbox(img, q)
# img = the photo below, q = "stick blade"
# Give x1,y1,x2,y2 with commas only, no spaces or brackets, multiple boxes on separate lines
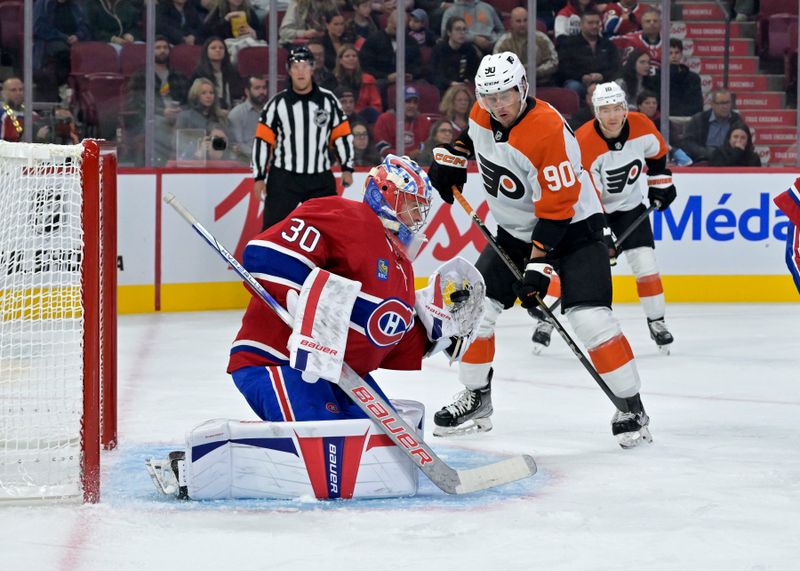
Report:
453,454,538,495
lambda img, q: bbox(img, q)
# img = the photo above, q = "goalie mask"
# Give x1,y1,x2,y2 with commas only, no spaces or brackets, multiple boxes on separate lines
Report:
475,52,529,123
364,154,432,255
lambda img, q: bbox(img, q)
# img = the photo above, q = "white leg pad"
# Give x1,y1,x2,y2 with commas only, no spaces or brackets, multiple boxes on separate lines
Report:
476,297,504,338
459,361,493,391
184,400,424,500
566,306,641,398
624,247,665,319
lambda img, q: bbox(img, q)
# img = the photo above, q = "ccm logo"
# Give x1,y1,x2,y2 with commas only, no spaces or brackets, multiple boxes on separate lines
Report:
300,338,338,355
434,152,467,168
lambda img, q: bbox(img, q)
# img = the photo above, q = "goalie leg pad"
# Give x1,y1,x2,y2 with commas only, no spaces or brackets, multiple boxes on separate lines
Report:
625,247,665,320
183,400,424,500
566,306,641,398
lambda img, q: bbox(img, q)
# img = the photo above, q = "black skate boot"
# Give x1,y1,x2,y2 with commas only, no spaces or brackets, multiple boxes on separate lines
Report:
647,317,674,355
145,450,188,499
433,369,493,436
531,319,554,355
611,394,653,449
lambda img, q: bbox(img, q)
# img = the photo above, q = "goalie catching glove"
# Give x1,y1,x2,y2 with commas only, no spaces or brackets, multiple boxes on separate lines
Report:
287,268,361,383
415,257,486,361
427,144,469,204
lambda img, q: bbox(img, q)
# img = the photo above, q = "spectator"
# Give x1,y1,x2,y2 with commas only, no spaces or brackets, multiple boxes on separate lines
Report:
429,17,482,95
555,0,597,43
372,85,431,159
568,80,599,130
558,10,620,101
201,0,264,52
415,0,452,34
176,77,228,159
408,9,438,48
333,44,382,123
636,89,659,125
359,11,422,100
279,0,338,46
441,0,505,55
321,11,348,72
228,75,268,162
191,36,244,112
615,48,656,109
709,122,761,166
0,77,49,142
494,7,559,86
33,0,92,101
602,0,647,38
438,83,473,137
730,0,757,22
126,36,191,165
613,7,661,71
681,88,742,163
344,0,378,48
157,0,204,46
666,38,703,117
350,119,381,166
85,0,144,54
418,119,454,167
307,39,338,90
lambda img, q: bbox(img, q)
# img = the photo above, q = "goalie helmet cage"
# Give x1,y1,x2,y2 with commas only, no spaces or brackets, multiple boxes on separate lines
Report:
0,140,117,503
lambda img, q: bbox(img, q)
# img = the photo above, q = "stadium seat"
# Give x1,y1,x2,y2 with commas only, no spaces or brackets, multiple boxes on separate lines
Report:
492,0,524,17
120,43,147,77
77,72,126,140
386,81,441,114
0,1,23,65
536,87,580,118
760,0,799,17
237,46,269,77
768,14,798,58
70,42,120,76
170,44,203,78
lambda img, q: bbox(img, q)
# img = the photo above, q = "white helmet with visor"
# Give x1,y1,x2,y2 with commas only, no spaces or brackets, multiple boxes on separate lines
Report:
474,52,528,121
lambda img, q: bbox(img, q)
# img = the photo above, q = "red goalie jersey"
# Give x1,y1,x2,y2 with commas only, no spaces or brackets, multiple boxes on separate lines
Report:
226,196,428,377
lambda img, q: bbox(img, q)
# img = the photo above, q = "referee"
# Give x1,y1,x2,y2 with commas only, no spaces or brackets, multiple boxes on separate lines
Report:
252,46,354,230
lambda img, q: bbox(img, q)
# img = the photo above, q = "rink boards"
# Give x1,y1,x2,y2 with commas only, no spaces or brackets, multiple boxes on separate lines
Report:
113,168,800,313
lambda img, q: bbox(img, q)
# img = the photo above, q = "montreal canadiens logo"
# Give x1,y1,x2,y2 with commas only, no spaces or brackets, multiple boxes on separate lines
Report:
365,298,414,347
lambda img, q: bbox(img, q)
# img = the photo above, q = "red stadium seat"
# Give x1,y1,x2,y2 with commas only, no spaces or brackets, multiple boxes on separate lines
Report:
536,87,580,118
119,43,147,77
768,14,798,58
70,42,119,75
77,72,126,139
170,44,203,78
760,0,798,17
237,46,269,77
492,0,524,17
0,1,23,64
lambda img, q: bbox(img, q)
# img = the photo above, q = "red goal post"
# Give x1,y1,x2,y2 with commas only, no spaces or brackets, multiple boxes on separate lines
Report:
0,140,117,503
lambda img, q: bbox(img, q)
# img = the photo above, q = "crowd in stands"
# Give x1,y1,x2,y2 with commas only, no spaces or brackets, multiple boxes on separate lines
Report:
0,0,781,168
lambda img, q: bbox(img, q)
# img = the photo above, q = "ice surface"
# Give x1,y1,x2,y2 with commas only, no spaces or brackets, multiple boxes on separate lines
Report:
1,303,799,570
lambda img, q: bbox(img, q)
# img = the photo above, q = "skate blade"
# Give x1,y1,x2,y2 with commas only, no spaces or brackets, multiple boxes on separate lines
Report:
656,344,671,356
433,417,493,437
531,342,546,355
616,426,653,449
144,458,178,496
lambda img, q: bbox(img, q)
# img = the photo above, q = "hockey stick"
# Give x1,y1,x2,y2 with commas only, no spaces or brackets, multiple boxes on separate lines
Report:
163,193,537,495
545,202,658,314
451,188,629,412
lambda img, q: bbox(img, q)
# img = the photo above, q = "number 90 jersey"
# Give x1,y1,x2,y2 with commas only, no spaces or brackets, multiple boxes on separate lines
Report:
575,112,668,214
467,98,602,242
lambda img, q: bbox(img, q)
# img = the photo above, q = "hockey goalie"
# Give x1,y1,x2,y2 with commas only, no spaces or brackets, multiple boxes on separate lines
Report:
147,155,486,500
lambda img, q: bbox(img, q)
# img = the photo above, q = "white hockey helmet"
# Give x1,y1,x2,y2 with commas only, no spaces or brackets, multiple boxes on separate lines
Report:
474,52,528,118
592,81,627,110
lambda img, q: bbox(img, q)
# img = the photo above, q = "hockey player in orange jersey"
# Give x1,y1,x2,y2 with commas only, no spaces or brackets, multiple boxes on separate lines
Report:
532,81,676,354
426,52,652,448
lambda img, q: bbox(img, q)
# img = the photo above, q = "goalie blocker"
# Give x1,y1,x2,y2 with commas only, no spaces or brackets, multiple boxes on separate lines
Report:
147,400,425,500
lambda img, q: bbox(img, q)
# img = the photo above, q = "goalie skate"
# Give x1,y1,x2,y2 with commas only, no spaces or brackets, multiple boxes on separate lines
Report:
531,319,554,355
611,407,652,449
647,318,673,355
145,451,188,499
433,370,493,437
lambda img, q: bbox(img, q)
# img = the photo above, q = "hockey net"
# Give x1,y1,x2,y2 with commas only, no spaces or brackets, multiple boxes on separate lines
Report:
0,140,117,503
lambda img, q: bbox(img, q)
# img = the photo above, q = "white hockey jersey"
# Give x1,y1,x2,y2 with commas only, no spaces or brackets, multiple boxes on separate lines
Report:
466,98,603,243
576,112,668,214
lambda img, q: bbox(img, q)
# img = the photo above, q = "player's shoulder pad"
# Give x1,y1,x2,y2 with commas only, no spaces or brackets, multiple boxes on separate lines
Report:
626,111,659,136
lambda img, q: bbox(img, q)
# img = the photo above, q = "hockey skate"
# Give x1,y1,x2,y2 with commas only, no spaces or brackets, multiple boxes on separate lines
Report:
433,369,493,436
647,317,673,355
611,395,652,449
531,319,554,355
145,451,188,499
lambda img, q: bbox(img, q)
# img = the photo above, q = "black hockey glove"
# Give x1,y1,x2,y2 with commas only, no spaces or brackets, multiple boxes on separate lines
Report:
428,144,469,204
512,260,553,309
647,171,676,211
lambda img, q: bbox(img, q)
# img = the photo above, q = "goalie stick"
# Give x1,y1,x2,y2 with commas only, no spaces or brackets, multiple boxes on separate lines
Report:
451,187,630,413
163,193,537,495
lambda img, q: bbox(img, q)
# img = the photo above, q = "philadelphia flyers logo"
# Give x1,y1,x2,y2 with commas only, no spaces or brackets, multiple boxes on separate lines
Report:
476,153,525,200
365,298,414,347
604,159,643,194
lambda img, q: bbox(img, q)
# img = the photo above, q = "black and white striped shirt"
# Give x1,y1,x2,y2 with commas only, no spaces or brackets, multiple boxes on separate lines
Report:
252,84,354,179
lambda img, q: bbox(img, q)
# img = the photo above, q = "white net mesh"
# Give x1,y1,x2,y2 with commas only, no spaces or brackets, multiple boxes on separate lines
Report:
0,142,86,499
